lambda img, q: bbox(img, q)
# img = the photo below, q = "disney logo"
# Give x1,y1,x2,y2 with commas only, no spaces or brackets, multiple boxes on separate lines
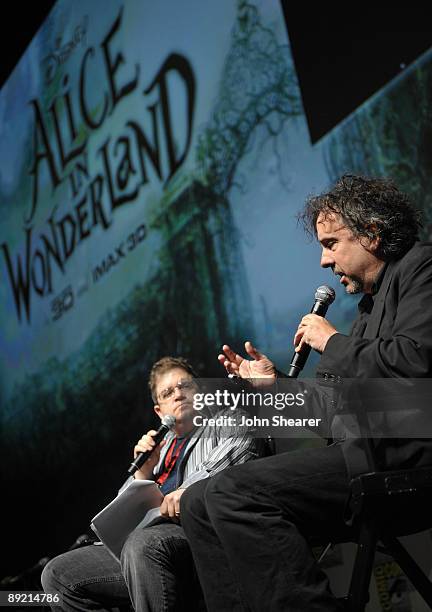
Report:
42,15,88,85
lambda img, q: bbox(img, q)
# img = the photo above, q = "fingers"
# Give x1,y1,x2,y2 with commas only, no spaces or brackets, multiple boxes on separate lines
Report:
222,344,243,364
133,430,158,458
295,337,306,353
294,317,309,347
218,356,239,376
217,354,231,371
219,341,266,363
293,327,304,347
244,341,266,360
160,490,184,519
160,498,168,517
219,342,275,379
293,315,337,353
218,345,243,375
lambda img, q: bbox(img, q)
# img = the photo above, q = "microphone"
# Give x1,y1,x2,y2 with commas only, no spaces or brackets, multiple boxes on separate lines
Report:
0,557,51,586
67,533,95,551
127,414,176,475
287,285,336,378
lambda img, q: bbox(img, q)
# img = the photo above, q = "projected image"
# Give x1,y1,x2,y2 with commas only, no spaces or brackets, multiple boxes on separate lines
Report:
0,0,312,577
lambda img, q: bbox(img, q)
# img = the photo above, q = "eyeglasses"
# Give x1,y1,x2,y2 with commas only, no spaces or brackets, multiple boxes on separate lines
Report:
158,379,195,402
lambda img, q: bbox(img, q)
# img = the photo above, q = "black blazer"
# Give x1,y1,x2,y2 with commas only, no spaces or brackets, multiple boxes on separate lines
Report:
317,242,432,477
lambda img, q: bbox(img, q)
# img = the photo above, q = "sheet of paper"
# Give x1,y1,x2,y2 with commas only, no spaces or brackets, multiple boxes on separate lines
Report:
90,479,163,560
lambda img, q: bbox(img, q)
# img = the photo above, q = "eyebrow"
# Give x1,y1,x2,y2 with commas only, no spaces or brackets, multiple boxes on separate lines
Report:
159,377,193,392
319,237,337,246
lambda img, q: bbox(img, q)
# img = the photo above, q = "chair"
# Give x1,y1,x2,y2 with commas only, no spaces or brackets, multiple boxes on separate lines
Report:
266,434,432,610
340,465,432,611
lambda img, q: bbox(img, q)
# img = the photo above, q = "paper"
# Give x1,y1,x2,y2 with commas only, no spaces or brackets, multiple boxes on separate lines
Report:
90,479,163,560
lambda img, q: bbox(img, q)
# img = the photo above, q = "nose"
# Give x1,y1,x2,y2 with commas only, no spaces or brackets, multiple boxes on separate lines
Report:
320,248,334,269
173,384,184,399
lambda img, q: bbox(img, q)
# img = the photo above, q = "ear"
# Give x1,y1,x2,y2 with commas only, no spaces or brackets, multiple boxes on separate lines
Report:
368,235,380,253
366,224,380,252
154,404,162,419
360,225,380,253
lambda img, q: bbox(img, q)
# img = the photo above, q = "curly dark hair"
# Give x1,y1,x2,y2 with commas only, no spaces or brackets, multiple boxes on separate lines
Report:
299,174,422,260
149,356,197,403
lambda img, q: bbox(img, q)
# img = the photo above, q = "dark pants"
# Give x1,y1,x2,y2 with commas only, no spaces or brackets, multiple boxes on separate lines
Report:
181,443,354,612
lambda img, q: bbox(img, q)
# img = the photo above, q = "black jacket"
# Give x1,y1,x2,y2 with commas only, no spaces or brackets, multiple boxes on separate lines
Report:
317,242,432,477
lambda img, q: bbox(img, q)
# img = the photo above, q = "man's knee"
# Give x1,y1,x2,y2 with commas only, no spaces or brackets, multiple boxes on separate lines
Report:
204,465,270,523
121,524,187,571
206,468,240,498
182,471,246,531
121,528,158,570
41,556,65,592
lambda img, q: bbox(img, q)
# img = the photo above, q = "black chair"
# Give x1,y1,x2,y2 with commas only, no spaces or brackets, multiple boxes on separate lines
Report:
340,465,432,611
323,377,432,611
267,434,432,610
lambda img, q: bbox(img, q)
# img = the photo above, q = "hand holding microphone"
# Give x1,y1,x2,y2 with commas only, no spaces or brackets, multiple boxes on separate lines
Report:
289,285,336,378
128,414,176,477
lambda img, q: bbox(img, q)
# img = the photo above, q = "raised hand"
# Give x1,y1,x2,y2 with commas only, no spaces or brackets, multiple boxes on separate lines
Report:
218,341,276,383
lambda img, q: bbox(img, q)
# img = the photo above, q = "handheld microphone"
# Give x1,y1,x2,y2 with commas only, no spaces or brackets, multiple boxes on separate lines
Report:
68,534,95,551
127,414,176,475
287,285,336,378
0,557,51,586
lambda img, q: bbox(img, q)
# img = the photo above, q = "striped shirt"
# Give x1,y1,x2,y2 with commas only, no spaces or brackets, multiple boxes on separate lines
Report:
154,409,259,490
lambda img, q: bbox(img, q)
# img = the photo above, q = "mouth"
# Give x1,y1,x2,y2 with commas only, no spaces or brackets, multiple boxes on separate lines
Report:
334,269,347,284
175,402,192,411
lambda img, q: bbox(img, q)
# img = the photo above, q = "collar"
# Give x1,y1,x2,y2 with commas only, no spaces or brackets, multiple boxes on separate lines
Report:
357,262,388,314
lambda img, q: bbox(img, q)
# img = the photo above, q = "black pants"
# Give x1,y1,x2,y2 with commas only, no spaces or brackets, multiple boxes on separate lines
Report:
181,443,354,612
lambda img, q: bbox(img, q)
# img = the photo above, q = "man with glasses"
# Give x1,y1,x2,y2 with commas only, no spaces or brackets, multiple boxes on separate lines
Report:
42,356,259,611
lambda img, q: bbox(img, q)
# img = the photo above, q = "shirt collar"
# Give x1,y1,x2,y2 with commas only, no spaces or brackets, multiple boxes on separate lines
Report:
357,262,388,314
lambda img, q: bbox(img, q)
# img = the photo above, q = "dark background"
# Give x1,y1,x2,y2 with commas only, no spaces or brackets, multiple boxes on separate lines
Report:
282,6,432,142
0,1,55,86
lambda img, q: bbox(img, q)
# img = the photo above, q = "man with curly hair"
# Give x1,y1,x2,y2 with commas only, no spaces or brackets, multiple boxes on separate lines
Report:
180,175,432,611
